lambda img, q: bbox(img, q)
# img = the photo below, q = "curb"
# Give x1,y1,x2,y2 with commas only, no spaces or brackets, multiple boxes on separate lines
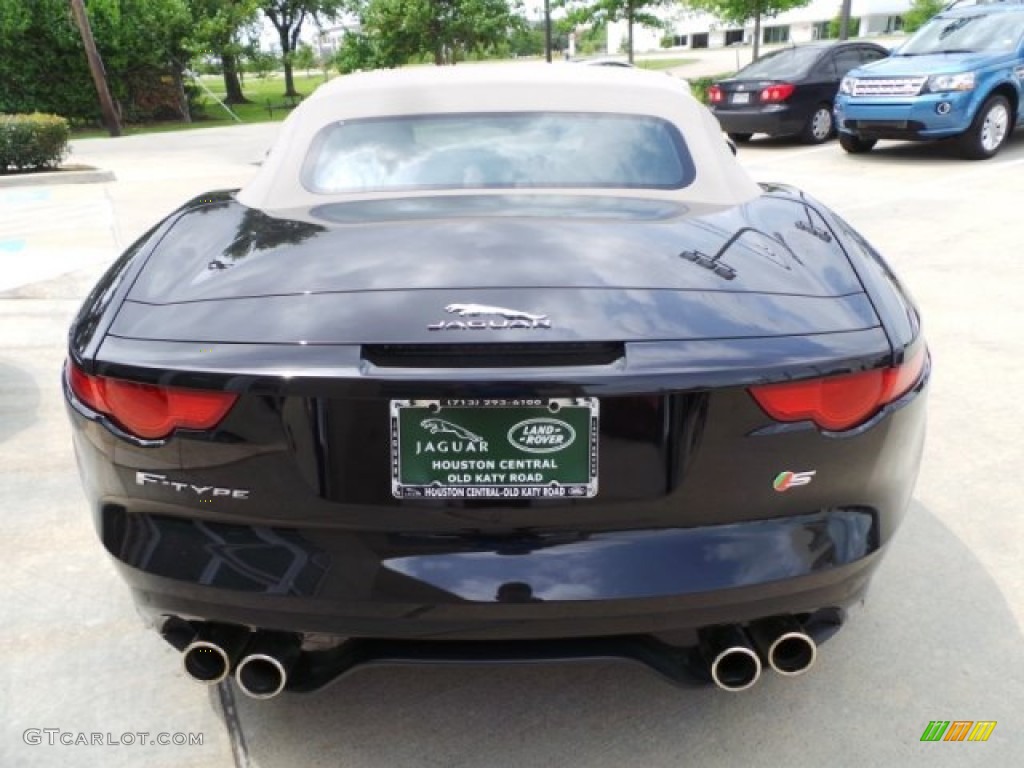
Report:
0,166,115,188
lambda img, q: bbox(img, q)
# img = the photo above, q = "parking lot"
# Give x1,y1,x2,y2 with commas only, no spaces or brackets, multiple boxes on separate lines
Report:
2,122,1022,767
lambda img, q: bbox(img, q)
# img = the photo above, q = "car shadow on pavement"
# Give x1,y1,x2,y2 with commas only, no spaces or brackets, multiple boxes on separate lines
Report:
741,130,1024,163
223,500,1023,768
843,132,1024,163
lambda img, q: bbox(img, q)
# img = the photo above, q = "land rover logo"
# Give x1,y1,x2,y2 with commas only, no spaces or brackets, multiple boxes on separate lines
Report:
507,418,576,454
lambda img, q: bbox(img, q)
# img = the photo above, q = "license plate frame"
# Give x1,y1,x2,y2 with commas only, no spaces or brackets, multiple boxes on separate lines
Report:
390,398,599,500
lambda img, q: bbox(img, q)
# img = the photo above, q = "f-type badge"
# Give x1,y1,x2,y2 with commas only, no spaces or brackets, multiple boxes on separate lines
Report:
428,303,551,331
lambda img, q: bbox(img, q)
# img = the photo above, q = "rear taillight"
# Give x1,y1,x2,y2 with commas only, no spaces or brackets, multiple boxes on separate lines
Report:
760,83,796,103
67,359,237,440
749,347,926,432
709,85,724,104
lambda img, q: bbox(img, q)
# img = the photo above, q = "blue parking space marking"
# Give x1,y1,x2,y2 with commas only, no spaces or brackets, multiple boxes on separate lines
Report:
0,189,51,205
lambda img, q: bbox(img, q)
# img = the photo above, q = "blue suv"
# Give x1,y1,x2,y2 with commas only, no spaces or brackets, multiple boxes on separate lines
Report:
834,1,1024,158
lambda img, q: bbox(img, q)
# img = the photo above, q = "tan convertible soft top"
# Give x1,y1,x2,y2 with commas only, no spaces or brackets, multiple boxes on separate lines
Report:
237,63,761,212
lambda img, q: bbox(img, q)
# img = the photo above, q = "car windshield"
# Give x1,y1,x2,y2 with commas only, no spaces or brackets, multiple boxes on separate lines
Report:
897,11,1024,54
732,47,823,79
302,112,695,193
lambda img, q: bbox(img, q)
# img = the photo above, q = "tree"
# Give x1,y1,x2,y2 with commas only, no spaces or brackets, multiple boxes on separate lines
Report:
293,42,318,74
70,0,121,136
243,44,280,77
260,1,347,96
352,0,522,67
186,0,261,104
827,12,858,39
333,30,380,72
554,0,670,64
508,19,547,57
0,0,192,122
903,0,944,34
687,0,811,61
575,19,607,55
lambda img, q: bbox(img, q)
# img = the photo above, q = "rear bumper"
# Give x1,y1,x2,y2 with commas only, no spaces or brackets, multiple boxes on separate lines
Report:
710,106,805,137
108,505,883,641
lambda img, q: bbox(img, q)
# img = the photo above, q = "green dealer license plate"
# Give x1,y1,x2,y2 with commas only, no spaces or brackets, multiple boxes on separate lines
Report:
391,398,599,499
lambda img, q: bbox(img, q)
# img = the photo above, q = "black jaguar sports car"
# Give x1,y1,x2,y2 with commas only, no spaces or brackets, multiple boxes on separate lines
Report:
65,64,928,697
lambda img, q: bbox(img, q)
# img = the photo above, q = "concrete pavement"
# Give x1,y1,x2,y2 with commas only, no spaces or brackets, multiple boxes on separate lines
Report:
1,108,1022,767
0,125,278,768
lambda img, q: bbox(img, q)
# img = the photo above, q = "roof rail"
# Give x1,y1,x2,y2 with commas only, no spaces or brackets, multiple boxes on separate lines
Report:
944,0,1024,10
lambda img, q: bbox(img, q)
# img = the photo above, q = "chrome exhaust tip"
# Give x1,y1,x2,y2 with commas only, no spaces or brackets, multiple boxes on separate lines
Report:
700,626,762,692
767,631,817,676
749,617,818,677
236,654,288,699
710,646,762,692
234,632,301,700
181,624,250,686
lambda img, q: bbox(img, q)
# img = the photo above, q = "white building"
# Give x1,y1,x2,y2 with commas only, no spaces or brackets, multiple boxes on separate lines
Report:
608,1,912,54
316,21,362,56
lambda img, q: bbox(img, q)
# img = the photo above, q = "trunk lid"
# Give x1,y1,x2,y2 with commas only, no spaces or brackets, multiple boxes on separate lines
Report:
113,195,876,345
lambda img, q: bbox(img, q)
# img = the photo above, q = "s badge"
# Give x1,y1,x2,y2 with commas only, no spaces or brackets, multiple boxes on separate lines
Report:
773,470,816,492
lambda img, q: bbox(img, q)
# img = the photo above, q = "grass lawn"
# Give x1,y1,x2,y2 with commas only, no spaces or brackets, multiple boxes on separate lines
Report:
194,70,335,115
72,71,334,138
635,57,697,71
70,62,697,138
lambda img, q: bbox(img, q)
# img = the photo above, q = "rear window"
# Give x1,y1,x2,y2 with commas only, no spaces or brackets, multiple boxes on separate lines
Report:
301,112,695,193
733,47,824,79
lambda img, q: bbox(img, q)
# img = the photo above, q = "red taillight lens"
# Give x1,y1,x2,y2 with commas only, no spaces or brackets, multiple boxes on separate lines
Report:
67,360,237,440
749,347,926,432
760,83,796,103
709,85,723,104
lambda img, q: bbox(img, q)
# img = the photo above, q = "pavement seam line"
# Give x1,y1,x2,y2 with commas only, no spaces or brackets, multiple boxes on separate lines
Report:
216,680,252,768
102,183,124,251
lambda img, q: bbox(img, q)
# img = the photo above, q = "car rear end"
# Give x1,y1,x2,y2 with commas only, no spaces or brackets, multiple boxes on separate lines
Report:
711,78,814,137
709,46,828,138
64,188,928,693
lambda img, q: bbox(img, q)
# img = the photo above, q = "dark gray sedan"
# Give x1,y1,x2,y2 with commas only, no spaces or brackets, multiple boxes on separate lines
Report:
709,41,889,144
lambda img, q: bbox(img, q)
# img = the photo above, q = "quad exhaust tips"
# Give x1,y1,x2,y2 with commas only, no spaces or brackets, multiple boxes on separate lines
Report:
181,624,251,685
700,625,762,692
748,616,818,677
171,616,815,695
235,632,302,700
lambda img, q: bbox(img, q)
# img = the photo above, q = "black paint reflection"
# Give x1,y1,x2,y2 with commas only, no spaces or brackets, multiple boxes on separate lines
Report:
103,506,327,595
382,508,879,602
212,207,326,269
70,235,151,358
496,582,543,603
99,505,877,605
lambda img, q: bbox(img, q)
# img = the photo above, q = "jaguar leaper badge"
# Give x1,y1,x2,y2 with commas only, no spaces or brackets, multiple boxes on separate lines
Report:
428,303,551,331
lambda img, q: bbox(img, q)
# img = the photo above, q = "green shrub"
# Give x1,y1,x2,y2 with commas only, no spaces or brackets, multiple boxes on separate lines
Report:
828,15,860,39
690,73,735,105
0,113,71,173
243,49,278,79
